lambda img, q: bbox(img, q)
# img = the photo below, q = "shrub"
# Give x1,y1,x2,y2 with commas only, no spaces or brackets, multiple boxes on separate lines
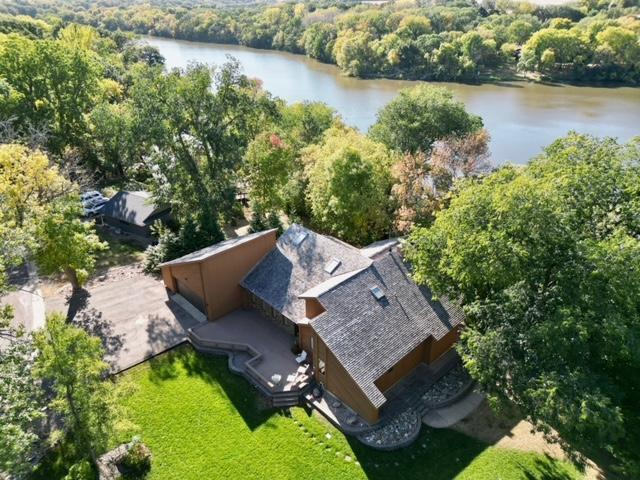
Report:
120,441,152,479
64,460,94,480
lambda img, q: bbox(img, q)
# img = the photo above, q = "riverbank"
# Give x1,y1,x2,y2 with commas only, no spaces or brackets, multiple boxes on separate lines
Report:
143,33,638,88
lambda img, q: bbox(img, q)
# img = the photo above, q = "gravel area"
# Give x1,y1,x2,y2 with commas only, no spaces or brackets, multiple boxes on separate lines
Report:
422,363,470,406
357,409,421,450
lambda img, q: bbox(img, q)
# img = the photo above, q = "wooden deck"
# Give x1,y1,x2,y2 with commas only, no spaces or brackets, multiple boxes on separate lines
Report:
188,309,311,403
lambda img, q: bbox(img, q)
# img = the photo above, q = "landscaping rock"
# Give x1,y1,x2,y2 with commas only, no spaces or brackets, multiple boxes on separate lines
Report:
421,364,470,407
356,409,421,450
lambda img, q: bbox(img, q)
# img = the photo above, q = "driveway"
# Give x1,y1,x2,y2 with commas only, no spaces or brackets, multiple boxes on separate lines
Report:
0,263,46,333
45,266,200,372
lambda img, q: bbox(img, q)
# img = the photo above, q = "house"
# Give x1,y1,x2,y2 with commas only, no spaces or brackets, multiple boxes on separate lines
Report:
99,191,171,240
159,224,463,424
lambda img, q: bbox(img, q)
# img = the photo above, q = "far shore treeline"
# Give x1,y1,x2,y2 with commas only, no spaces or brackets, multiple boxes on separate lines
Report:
1,0,640,84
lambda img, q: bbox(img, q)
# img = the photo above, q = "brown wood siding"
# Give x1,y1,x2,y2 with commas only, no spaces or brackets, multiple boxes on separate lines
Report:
305,298,325,319
169,262,206,307
159,230,277,321
427,327,460,363
374,342,425,393
198,231,277,320
162,267,176,292
298,324,313,354
313,334,379,424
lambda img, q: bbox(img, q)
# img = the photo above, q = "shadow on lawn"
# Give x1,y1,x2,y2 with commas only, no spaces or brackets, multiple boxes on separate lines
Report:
343,427,580,480
522,455,580,480
149,345,279,431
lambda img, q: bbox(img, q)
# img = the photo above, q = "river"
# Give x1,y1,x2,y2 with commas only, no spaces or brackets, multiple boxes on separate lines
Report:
147,36,640,165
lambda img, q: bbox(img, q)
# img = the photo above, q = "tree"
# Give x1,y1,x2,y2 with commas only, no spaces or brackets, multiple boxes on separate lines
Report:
391,130,491,234
305,126,394,245
243,132,295,213
0,298,44,477
34,313,124,465
405,134,640,475
131,61,276,244
333,29,381,77
302,23,337,63
519,28,588,74
369,85,483,154
0,34,101,153
35,202,107,292
0,144,70,229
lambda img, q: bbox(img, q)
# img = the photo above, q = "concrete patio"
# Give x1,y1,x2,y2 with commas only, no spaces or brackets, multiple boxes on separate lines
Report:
189,309,311,403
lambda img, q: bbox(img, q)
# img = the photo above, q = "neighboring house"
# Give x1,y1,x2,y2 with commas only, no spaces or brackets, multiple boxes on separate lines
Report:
159,224,463,424
99,191,171,240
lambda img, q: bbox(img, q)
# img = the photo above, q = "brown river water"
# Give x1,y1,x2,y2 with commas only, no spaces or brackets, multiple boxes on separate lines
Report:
147,36,640,165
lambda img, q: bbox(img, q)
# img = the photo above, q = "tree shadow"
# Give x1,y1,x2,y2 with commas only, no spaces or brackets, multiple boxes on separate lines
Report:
522,454,583,480
345,428,486,480
177,345,279,430
65,289,125,367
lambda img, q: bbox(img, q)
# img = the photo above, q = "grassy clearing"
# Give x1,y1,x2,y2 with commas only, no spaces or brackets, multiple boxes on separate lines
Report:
109,346,583,480
94,228,146,272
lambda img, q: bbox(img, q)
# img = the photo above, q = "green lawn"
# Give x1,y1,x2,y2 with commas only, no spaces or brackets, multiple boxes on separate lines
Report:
111,346,583,480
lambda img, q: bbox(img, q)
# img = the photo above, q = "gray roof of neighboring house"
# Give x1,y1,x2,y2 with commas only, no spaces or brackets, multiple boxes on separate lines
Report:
241,224,372,322
311,251,464,409
159,229,278,268
100,191,169,227
360,238,400,259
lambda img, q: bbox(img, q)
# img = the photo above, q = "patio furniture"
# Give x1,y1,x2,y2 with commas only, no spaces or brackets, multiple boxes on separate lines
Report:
271,374,282,384
295,350,307,364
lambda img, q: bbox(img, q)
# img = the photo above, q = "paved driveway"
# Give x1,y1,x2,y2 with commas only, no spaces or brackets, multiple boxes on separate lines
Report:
46,269,200,372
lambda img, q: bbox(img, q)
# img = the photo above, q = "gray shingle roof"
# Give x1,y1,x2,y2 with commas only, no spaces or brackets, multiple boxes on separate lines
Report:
159,229,278,267
101,191,169,227
240,224,372,322
311,251,464,408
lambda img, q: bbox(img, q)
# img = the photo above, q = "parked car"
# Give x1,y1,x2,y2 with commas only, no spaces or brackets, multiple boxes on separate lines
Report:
83,195,108,208
84,204,105,217
80,190,102,202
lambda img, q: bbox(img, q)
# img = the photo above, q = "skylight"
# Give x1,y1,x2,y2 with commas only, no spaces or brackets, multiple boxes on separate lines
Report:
293,231,308,246
370,286,386,300
324,257,341,274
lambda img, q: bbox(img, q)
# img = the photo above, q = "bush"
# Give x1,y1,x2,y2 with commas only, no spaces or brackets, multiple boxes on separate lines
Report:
120,441,152,479
63,460,94,480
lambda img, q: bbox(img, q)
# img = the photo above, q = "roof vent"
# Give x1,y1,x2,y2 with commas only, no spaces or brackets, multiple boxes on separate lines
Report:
324,257,341,274
293,231,308,246
370,286,386,300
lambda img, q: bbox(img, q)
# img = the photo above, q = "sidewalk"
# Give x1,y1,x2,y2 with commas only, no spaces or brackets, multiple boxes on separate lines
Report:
423,389,485,428
1,262,46,332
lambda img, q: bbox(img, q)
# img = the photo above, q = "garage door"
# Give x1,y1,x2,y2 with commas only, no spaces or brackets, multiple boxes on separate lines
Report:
176,278,205,313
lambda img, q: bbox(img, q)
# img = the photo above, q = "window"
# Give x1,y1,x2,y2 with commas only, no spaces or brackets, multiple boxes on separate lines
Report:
324,257,341,274
370,286,386,300
293,231,308,246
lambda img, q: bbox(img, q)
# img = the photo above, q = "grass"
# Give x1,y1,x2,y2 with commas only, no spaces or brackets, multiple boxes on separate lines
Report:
106,346,583,480
94,228,146,272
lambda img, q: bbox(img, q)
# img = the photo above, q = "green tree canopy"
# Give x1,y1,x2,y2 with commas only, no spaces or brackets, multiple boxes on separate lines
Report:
34,313,127,465
406,133,640,474
369,85,483,154
131,61,276,246
0,33,102,153
35,202,107,292
305,126,394,245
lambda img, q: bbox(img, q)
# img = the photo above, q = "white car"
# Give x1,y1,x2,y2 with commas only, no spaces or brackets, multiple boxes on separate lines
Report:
80,191,102,202
83,195,108,208
84,204,105,217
